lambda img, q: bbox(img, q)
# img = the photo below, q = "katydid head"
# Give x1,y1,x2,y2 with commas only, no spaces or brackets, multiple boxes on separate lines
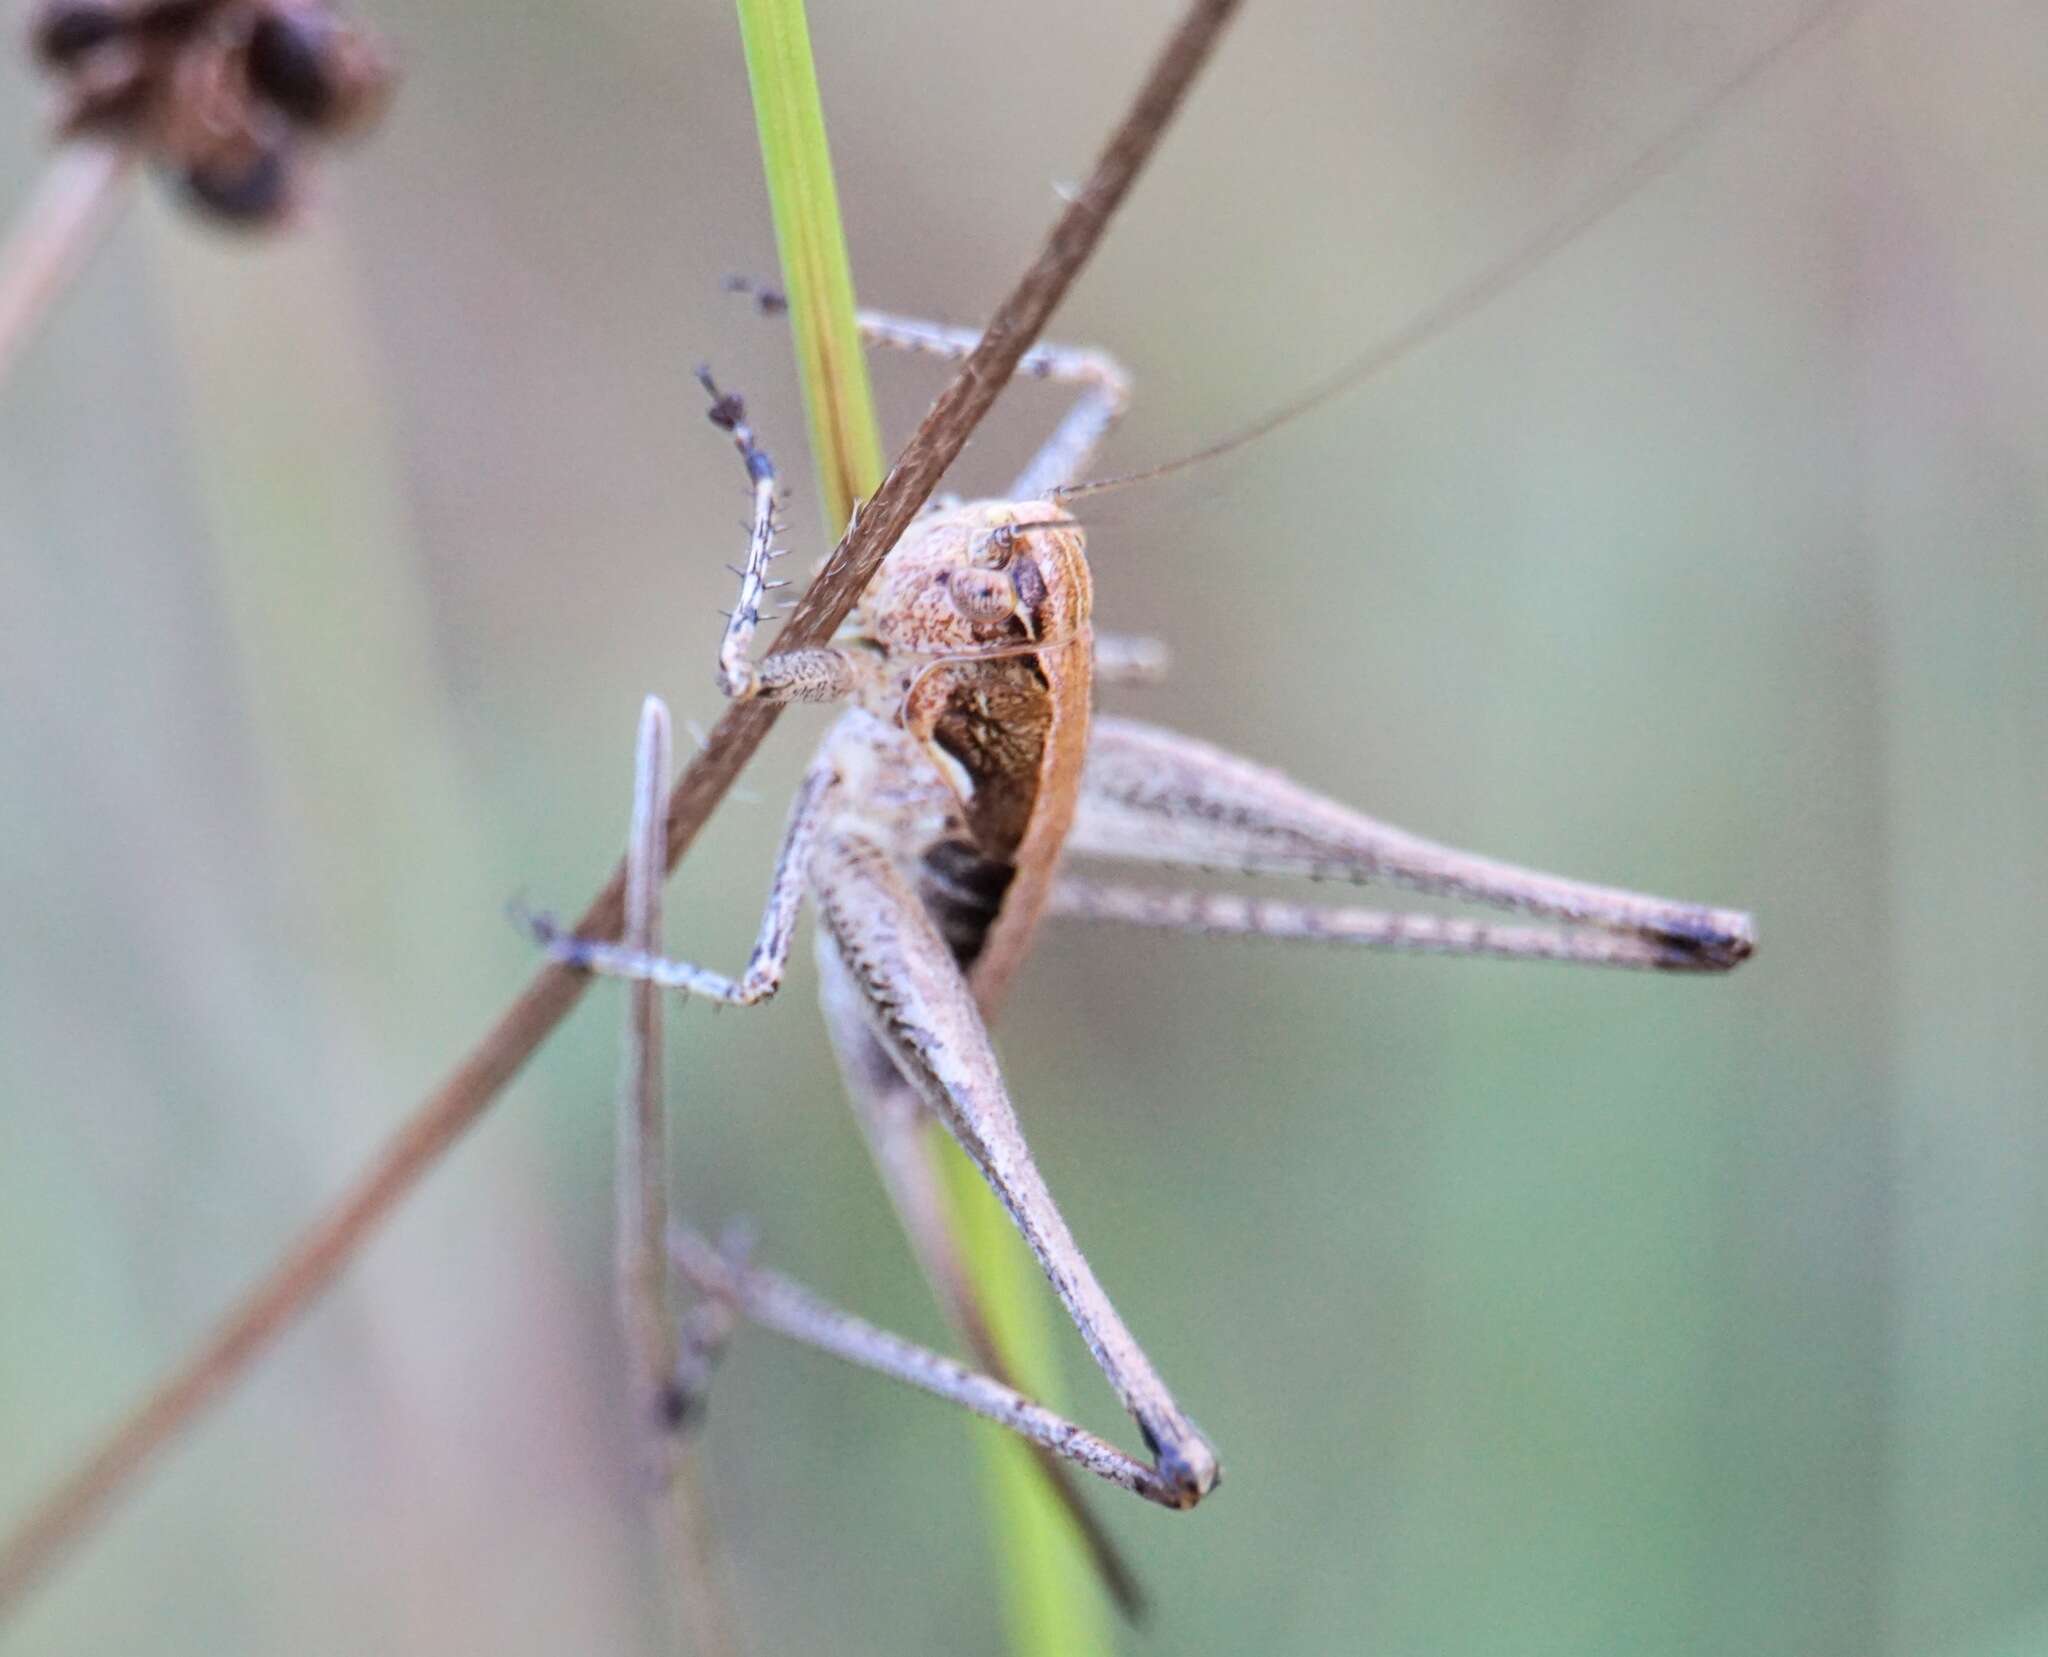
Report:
853,500,1093,661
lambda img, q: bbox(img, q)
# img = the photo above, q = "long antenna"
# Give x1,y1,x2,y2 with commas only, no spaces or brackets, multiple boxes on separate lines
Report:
1054,0,1863,505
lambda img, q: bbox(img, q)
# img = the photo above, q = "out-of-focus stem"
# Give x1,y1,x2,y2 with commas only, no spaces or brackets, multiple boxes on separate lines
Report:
0,143,134,391
616,697,740,1656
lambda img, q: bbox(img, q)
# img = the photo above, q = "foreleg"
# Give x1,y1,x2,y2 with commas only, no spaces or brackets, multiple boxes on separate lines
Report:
696,368,864,705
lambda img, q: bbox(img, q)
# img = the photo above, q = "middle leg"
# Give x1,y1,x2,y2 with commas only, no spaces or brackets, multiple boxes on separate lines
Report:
728,279,1130,497
1092,631,1171,686
519,758,840,1005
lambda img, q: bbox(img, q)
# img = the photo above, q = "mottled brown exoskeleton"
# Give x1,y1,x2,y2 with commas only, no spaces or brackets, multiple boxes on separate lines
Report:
524,305,1755,1534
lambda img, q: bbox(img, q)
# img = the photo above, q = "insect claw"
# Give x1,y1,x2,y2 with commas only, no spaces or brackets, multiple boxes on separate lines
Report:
722,275,787,315
657,1375,705,1432
506,899,578,963
698,368,746,431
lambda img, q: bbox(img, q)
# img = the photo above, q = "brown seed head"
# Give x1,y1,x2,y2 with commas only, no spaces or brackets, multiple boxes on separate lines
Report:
25,0,394,228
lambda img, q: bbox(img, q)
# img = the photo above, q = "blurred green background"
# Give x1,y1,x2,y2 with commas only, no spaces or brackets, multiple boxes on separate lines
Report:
4,1,2045,1652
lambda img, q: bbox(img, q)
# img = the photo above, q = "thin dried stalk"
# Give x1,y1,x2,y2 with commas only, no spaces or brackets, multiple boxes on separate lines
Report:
619,699,677,1440
660,1450,736,1657
0,143,134,392
0,0,1243,1612
616,699,738,1657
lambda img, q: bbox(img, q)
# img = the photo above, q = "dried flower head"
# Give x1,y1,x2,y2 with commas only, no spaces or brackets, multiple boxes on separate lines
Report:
27,0,394,227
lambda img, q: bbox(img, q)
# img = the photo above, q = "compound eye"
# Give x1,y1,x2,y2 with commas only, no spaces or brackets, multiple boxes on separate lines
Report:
943,567,1015,625
971,523,1019,568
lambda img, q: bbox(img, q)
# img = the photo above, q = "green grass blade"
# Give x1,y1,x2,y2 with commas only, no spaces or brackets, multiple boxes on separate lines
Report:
939,1138,1117,1656
734,0,884,530
733,3,1115,1649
